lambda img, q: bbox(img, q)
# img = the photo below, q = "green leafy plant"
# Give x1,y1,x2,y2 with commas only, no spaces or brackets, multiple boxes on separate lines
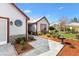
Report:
49,30,53,35
49,26,60,38
46,34,51,37
15,38,20,44
15,37,26,44
51,30,59,38
66,27,71,33
29,37,36,41
49,26,55,30
20,39,26,50
76,34,79,39
20,44,26,50
38,32,43,36
20,40,25,45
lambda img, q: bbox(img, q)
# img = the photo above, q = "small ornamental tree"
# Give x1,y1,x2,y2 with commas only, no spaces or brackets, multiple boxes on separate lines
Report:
48,26,60,38
49,26,55,30
66,27,71,33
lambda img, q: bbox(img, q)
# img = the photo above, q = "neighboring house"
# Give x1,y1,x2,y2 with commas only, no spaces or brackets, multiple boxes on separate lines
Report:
66,22,79,32
28,16,50,34
0,3,30,45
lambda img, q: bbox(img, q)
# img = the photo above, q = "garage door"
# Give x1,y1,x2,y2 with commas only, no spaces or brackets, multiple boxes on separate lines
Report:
0,17,9,45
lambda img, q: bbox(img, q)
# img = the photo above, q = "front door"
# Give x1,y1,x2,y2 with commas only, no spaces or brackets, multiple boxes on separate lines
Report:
0,17,9,45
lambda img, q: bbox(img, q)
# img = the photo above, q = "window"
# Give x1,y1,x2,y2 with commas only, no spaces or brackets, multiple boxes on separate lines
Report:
15,20,23,27
40,24,47,33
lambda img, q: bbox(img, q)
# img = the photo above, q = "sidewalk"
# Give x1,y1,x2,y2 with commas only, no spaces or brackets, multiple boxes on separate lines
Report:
0,43,17,56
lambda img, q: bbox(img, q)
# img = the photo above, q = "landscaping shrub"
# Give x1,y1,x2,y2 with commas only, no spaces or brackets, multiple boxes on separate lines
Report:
20,44,26,50
32,32,37,35
15,37,26,50
76,34,79,39
15,38,20,44
29,36,36,41
46,34,51,37
15,37,26,44
29,32,36,35
49,30,53,35
48,26,60,38
20,39,26,50
38,32,43,36
49,26,55,30
66,27,71,33
53,33,59,38
56,33,61,38
20,37,26,41
31,37,36,41
20,39,25,45
55,30,58,32
51,29,60,38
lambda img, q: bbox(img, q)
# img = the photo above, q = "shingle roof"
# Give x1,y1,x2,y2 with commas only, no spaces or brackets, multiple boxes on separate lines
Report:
66,22,79,26
28,16,50,25
28,17,43,23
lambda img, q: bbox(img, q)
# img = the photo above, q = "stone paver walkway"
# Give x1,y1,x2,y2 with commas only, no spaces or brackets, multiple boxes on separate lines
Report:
0,43,17,56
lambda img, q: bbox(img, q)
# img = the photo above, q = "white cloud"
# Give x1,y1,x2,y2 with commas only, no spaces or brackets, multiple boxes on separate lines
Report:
58,7,64,10
24,10,31,14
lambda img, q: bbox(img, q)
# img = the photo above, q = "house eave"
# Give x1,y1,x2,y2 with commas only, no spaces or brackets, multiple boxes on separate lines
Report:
11,3,30,20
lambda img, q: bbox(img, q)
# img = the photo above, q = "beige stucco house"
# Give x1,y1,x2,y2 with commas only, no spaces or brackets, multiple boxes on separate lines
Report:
28,16,50,34
66,22,79,32
0,3,30,45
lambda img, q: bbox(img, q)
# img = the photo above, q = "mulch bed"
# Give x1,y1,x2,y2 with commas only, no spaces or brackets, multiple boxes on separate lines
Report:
14,42,34,55
40,35,79,56
49,37,79,56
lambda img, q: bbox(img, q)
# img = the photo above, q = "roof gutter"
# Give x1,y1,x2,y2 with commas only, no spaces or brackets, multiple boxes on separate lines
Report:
11,3,30,20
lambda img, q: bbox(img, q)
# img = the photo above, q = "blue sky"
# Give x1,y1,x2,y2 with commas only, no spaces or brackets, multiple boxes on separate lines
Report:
16,3,79,23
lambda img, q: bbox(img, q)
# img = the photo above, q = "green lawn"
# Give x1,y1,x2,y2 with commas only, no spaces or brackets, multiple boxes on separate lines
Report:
60,32,76,39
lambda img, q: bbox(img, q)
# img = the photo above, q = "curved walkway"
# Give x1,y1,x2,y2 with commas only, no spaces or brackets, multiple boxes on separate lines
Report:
21,35,64,56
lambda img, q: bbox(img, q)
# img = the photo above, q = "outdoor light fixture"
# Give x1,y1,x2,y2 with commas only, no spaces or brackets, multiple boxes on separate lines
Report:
10,21,13,25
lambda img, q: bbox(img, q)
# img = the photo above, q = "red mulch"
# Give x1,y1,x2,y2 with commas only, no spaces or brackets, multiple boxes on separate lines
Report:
49,37,79,56
14,43,33,55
